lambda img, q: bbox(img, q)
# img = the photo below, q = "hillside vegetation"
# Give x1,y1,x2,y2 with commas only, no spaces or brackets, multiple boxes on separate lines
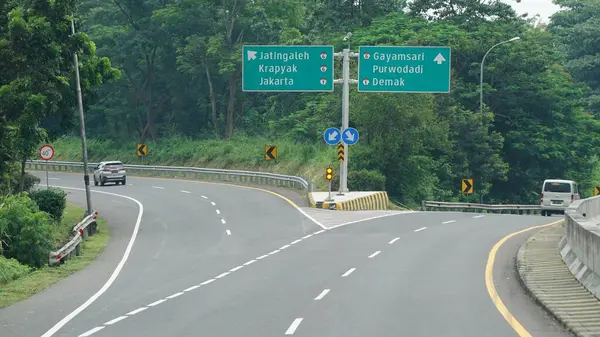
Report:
3,0,600,207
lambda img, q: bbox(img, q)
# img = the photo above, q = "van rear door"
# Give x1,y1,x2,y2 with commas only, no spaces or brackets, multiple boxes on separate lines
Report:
542,181,572,207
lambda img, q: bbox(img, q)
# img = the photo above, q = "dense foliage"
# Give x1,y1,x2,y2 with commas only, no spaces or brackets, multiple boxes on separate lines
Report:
2,0,600,205
29,188,68,221
0,194,54,268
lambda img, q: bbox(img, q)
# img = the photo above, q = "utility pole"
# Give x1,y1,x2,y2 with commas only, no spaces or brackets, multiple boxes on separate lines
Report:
71,16,93,215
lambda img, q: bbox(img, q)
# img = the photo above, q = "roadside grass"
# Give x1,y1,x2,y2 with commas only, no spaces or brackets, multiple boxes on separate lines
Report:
52,135,337,190
0,205,110,308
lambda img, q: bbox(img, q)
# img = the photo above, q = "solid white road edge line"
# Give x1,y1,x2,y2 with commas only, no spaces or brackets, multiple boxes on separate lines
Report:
78,326,104,337
314,289,330,300
230,266,243,272
285,318,304,335
41,186,144,337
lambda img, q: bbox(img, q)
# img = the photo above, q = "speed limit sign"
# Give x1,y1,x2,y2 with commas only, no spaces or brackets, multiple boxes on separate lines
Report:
40,144,54,161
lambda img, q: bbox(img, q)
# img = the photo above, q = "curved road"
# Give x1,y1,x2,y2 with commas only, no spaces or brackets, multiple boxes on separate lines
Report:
0,171,573,337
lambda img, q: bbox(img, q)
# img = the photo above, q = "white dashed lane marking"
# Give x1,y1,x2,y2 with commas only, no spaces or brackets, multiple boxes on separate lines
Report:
342,268,356,277
148,299,166,307
79,327,104,337
211,201,216,206
389,237,400,244
126,307,147,315
226,229,232,236
216,209,220,214
104,316,127,325
442,220,455,224
414,227,427,232
473,215,485,218
314,289,330,300
215,272,229,279
221,219,226,224
180,190,191,194
201,195,208,199
166,292,184,299
152,186,164,189
368,251,381,259
285,318,304,335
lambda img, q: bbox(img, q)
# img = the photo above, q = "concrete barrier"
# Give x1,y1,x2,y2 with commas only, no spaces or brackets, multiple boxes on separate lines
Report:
336,191,389,210
559,196,600,298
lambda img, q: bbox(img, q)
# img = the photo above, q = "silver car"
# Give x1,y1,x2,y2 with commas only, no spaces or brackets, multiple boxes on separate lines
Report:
93,161,127,186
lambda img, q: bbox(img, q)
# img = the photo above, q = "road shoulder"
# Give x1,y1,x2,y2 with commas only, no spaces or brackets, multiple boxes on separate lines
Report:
517,222,600,336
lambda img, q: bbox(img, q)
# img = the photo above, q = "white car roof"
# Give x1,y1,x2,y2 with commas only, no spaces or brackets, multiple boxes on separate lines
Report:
543,179,575,184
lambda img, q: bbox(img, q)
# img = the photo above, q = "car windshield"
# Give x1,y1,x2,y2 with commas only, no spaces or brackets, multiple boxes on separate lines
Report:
544,182,571,193
105,162,123,168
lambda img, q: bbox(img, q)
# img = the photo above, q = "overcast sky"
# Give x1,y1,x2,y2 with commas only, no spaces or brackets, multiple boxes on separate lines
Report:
505,0,562,21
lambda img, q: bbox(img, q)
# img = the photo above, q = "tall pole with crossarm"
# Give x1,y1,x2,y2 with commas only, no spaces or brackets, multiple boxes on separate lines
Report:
480,37,520,115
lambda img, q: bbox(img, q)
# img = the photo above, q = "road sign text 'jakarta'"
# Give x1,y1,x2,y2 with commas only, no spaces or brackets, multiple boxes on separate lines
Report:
242,45,334,92
358,46,451,93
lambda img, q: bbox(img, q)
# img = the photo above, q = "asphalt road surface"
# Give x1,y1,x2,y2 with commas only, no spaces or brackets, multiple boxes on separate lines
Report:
0,171,574,337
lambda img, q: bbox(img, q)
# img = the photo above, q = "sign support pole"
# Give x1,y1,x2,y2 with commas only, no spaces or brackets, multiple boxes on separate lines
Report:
334,49,358,195
46,168,49,189
327,180,333,201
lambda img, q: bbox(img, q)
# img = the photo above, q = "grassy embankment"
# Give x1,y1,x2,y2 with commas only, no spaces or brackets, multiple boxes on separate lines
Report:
0,203,110,308
52,136,338,190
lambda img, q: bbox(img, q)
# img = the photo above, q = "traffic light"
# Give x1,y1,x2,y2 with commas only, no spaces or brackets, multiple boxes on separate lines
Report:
326,167,333,181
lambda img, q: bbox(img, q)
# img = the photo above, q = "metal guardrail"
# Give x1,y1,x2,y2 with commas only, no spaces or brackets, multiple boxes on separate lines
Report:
27,160,311,191
49,210,98,266
421,201,541,214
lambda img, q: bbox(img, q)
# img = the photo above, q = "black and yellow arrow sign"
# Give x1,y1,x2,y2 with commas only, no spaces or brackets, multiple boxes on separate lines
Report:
462,178,473,194
265,145,277,160
337,143,344,162
595,186,600,196
137,143,147,157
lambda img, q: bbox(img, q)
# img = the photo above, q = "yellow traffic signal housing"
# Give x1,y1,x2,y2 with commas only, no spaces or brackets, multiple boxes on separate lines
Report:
326,167,333,181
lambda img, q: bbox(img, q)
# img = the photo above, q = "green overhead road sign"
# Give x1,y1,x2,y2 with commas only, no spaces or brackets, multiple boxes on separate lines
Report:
242,45,334,92
358,46,451,93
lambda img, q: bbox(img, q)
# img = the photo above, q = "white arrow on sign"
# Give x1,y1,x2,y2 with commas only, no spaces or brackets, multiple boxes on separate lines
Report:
433,53,446,65
344,130,355,142
328,130,339,141
247,50,257,61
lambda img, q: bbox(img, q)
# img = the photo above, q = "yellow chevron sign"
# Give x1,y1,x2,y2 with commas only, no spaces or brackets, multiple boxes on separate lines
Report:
337,143,344,162
462,178,473,194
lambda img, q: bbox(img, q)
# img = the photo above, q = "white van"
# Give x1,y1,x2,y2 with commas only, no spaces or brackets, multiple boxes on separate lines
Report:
540,179,580,216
